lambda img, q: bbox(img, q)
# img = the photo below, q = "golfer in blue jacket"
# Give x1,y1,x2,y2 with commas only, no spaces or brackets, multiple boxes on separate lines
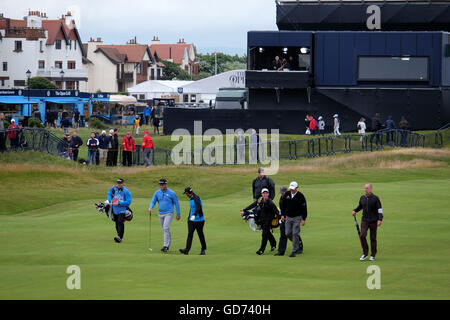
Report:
148,178,181,252
107,178,132,243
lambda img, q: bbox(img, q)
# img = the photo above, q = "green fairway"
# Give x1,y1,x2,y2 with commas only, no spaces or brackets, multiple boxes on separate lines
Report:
0,149,449,299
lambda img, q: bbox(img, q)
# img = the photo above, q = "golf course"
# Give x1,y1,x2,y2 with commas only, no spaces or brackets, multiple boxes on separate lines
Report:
0,147,449,300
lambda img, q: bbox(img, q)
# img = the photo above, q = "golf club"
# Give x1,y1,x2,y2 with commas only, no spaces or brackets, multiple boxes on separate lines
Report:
148,213,153,251
353,215,361,243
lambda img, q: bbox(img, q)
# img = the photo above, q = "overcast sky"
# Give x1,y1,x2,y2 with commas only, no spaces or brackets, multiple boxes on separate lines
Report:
2,0,277,55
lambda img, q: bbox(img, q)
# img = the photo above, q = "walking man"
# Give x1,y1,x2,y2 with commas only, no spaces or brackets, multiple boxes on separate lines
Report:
71,131,83,162
241,188,278,255
122,131,136,167
333,114,341,136
148,178,181,253
86,132,99,165
142,130,154,167
179,187,207,255
275,186,302,256
107,178,132,243
280,181,307,257
352,184,383,261
252,168,275,201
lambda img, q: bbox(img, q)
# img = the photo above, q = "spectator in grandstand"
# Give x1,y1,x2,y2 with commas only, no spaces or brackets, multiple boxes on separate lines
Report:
86,132,100,165
333,114,341,136
144,105,151,126
272,56,281,71
252,168,275,201
357,117,367,143
122,131,136,167
153,114,160,135
98,130,109,165
142,130,154,168
148,178,181,253
71,131,83,162
8,119,20,150
0,113,6,152
318,116,325,136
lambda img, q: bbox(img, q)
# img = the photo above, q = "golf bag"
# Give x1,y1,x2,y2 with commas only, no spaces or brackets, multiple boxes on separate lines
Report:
94,201,133,222
242,198,281,231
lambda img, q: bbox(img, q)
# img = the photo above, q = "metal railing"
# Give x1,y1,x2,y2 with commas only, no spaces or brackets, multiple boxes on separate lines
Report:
1,127,448,166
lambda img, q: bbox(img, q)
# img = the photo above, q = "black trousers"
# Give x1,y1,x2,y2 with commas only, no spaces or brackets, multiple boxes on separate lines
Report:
72,149,79,162
112,151,118,166
277,221,302,254
122,151,132,166
260,222,276,252
106,150,113,166
360,220,378,257
185,221,207,252
0,132,6,152
113,213,125,239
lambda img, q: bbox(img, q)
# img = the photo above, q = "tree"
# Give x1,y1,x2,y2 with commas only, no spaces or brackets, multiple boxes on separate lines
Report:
197,53,247,78
27,77,58,90
161,60,192,80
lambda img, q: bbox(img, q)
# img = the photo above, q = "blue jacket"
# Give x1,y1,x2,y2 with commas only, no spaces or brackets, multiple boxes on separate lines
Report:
188,193,205,222
144,107,151,117
107,186,132,215
149,188,181,216
386,116,396,130
98,135,109,149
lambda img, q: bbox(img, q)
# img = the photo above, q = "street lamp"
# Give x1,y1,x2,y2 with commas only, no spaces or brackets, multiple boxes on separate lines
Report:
26,69,31,118
60,70,65,90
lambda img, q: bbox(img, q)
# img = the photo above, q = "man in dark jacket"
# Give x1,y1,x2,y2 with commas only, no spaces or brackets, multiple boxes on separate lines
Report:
275,186,302,256
241,188,278,255
280,181,307,257
98,130,109,165
371,113,382,146
252,168,275,201
385,115,396,145
111,129,119,166
352,184,383,261
179,187,207,255
70,130,83,162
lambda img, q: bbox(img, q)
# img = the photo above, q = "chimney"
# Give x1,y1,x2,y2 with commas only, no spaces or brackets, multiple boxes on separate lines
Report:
65,11,74,27
96,37,102,43
151,36,160,45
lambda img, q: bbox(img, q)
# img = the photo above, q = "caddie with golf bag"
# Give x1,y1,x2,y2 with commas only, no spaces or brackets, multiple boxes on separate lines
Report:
241,188,279,255
97,178,133,243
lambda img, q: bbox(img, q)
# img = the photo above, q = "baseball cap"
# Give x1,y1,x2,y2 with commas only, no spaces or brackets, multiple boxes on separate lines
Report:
143,130,149,134
183,187,193,194
333,114,339,118
289,181,298,190
101,130,106,134
117,178,124,184
159,178,168,185
280,186,287,194
261,188,269,194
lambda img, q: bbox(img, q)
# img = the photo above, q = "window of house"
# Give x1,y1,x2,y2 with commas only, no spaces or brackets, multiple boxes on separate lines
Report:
137,63,141,74
151,69,155,80
2,62,7,71
66,81,74,90
40,41,43,52
55,40,61,50
67,61,76,69
14,80,26,87
74,40,77,50
139,94,145,100
55,61,63,69
1,80,5,87
358,56,429,82
38,60,45,69
68,40,72,50
14,41,22,52
55,81,62,89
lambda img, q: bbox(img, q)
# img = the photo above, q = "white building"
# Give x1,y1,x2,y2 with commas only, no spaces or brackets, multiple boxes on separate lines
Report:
127,69,245,104
0,11,88,91
83,37,165,93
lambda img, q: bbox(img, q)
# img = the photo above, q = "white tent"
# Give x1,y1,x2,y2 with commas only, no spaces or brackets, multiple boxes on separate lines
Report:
182,69,245,94
110,95,137,105
127,80,193,100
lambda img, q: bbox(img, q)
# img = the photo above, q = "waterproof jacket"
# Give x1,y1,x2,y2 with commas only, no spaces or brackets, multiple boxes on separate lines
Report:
107,186,132,215
252,176,275,200
243,198,279,224
86,137,99,151
354,193,383,223
142,135,154,150
280,191,308,220
122,136,136,152
188,193,205,222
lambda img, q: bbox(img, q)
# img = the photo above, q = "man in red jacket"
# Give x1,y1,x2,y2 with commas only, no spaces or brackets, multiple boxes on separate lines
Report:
142,130,154,168
122,131,136,167
308,116,317,136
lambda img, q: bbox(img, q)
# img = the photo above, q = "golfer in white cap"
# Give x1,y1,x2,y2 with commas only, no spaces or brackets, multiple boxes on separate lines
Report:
280,181,308,257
